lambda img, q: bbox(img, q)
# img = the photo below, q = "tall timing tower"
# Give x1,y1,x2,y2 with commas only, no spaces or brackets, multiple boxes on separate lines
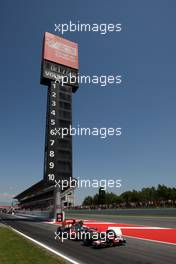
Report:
40,32,79,220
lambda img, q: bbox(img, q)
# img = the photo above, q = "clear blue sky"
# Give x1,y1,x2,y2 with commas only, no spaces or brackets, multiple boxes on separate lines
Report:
0,0,176,205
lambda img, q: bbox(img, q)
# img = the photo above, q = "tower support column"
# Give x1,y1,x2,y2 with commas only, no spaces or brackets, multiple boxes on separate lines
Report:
53,184,62,221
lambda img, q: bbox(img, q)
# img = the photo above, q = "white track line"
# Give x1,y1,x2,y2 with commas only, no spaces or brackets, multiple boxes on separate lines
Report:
11,214,28,219
83,221,174,230
11,227,80,264
84,224,173,229
46,221,174,230
119,227,172,229
84,221,115,224
124,235,176,246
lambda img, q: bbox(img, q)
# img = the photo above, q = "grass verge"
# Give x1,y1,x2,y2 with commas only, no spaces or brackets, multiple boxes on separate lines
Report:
0,227,69,264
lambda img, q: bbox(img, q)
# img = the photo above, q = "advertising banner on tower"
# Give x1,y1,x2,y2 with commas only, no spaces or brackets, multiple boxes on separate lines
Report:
41,32,79,90
43,32,79,69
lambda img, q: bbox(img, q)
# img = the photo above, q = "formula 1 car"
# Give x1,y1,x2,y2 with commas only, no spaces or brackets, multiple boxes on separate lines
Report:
56,219,126,248
83,227,126,248
56,219,97,241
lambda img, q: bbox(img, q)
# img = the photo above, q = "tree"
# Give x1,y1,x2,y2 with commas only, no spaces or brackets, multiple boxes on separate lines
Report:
105,192,121,205
82,196,93,206
157,185,170,201
81,185,176,207
140,187,157,202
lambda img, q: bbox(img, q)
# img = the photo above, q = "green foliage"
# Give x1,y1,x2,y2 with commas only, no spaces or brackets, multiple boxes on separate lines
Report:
82,185,176,206
82,196,93,206
0,228,68,264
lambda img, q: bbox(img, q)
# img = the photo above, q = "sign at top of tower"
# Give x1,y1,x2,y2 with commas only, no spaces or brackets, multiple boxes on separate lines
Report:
43,32,79,69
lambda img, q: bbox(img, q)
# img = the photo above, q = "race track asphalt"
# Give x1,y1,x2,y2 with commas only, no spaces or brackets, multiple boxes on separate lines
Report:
0,213,175,264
